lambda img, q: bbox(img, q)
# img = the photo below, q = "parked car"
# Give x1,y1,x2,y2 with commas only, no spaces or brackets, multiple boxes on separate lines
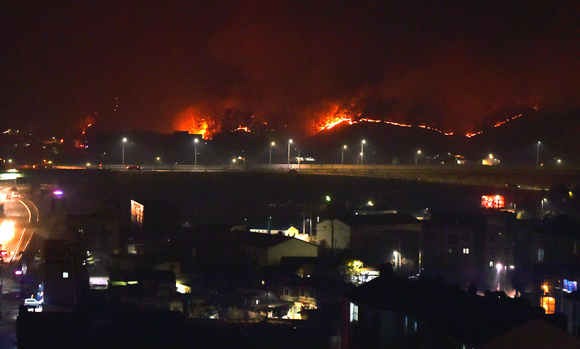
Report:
204,308,219,319
24,298,42,312
126,165,142,171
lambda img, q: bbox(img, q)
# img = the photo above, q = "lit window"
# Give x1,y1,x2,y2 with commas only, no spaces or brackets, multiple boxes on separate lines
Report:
463,248,470,254
350,303,358,322
541,296,555,314
63,272,69,279
542,284,549,295
489,261,494,267
538,248,545,262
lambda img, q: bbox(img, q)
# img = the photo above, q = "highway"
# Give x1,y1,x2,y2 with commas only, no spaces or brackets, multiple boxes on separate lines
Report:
0,187,39,263
91,163,580,191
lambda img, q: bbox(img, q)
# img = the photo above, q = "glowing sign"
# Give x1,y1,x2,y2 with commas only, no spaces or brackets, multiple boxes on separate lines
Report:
131,200,144,227
481,195,505,209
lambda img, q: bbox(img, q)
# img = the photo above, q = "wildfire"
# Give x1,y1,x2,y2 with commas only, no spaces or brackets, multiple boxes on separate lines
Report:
318,110,455,136
232,126,251,133
317,105,357,131
173,105,221,140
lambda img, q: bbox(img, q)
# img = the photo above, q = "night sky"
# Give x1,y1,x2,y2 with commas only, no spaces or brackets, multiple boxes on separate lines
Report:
2,0,579,137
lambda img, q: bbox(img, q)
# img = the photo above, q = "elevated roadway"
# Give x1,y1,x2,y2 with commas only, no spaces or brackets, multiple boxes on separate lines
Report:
94,164,580,190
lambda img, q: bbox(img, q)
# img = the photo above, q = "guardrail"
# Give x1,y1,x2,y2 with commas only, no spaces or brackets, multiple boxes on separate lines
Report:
92,163,580,189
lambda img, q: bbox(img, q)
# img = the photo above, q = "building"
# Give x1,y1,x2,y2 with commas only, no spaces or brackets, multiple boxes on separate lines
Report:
315,219,351,250
562,291,580,336
192,229,318,269
341,270,572,349
316,213,422,276
42,239,86,308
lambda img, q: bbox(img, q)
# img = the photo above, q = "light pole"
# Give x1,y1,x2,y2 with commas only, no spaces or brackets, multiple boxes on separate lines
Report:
194,138,199,166
270,142,275,165
541,198,547,213
122,137,127,165
537,141,541,167
415,150,421,166
326,195,335,256
342,145,347,165
361,140,366,165
287,139,293,168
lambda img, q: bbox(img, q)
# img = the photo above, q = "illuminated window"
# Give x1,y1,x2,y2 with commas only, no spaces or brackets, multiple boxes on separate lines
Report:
538,248,545,262
350,303,358,322
463,248,470,254
542,284,549,295
63,272,69,278
541,296,555,314
489,261,494,267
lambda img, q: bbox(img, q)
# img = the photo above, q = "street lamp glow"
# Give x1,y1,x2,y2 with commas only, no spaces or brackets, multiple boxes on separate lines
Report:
287,139,293,168
342,145,347,165
361,140,366,165
415,150,421,166
122,137,127,165
270,142,275,165
0,220,15,243
496,263,503,272
541,198,547,212
326,195,331,202
537,141,541,167
194,138,199,166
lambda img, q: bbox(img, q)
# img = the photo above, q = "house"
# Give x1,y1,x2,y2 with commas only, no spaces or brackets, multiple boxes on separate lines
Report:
43,239,88,309
193,230,318,268
317,213,422,274
475,318,580,349
532,263,580,315
315,219,351,250
341,269,567,349
562,291,580,336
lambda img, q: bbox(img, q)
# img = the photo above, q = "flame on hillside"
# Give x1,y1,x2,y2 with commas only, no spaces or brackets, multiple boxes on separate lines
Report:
173,105,222,140
316,104,533,138
316,104,454,136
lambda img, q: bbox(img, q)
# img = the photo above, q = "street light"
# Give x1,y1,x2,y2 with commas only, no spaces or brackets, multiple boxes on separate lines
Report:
361,140,366,165
342,145,347,165
194,138,199,166
541,198,547,212
393,251,401,273
122,137,127,165
415,150,421,166
326,195,335,256
270,142,275,165
537,141,541,167
287,139,293,168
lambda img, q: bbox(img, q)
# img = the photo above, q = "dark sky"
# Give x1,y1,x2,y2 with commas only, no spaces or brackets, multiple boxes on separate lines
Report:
2,0,579,137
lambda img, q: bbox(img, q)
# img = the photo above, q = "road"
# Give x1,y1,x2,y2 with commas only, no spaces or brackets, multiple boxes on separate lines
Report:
0,185,42,349
1,187,39,264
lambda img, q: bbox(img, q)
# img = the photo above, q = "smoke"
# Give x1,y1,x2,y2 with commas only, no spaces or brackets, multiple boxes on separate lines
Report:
168,0,580,136
3,1,579,136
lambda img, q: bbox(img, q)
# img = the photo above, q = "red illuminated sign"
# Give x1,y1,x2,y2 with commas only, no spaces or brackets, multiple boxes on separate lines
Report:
481,195,505,209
